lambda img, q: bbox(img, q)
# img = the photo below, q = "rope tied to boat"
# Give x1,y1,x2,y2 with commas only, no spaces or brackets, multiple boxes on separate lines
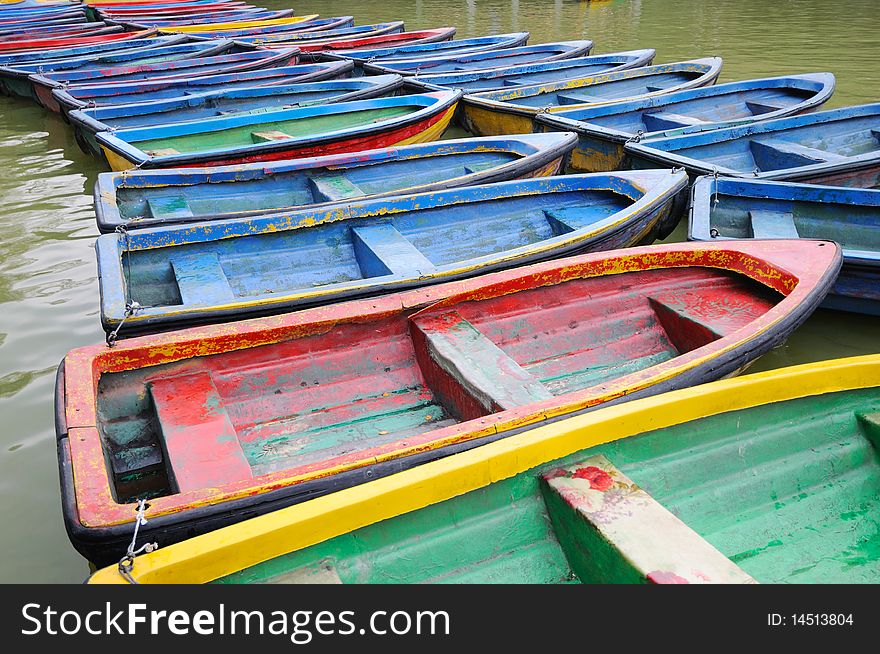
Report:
106,225,141,347
708,168,721,237
627,129,644,144
117,499,158,584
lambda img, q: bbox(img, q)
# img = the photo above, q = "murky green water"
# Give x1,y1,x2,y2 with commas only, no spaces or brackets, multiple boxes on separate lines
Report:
0,0,876,582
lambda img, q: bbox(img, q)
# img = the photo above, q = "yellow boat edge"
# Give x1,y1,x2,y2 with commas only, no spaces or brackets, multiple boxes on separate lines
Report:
87,354,880,584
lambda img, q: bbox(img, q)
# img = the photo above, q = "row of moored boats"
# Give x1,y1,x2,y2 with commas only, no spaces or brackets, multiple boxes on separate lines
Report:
2,0,877,585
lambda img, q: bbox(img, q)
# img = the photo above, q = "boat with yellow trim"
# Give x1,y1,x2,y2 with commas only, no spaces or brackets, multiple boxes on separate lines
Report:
460,57,722,136
86,353,880,584
58,238,841,564
94,89,462,171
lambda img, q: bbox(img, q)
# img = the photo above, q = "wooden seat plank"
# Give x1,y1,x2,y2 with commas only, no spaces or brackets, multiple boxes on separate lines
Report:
149,372,252,493
541,455,757,584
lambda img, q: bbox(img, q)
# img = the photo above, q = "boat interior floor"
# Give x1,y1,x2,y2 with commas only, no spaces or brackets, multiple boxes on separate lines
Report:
96,266,781,503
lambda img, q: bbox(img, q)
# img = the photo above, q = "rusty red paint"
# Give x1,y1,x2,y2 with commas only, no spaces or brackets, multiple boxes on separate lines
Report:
572,466,613,491
647,571,691,584
296,28,454,53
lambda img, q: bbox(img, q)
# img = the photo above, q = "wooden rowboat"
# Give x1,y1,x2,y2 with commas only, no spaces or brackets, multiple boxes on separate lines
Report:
535,73,836,172
70,74,405,160
95,2,254,16
0,28,158,53
58,238,841,564
625,103,880,189
406,49,656,93
92,132,578,231
460,58,723,136
1,37,235,99
690,176,880,316
190,16,356,37
51,60,354,115
360,40,594,77
85,354,880,584
269,28,458,54
95,168,682,334
118,13,312,32
221,22,405,46
0,30,167,70
325,32,530,65
0,22,122,42
30,47,299,112
94,89,462,170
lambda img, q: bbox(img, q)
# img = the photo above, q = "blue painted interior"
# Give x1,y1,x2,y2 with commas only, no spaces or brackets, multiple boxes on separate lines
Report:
337,33,530,63
629,104,880,174
411,50,655,92
368,41,591,74
56,62,349,106
540,74,834,141
96,174,672,316
71,75,402,131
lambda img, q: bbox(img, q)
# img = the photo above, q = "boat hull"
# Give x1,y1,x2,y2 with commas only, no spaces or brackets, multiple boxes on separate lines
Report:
59,239,841,565
95,90,462,171
460,58,723,137
92,133,578,231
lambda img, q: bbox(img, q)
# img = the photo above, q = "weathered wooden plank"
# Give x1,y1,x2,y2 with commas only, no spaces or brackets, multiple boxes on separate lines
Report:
146,195,194,222
541,455,757,584
749,209,799,239
307,174,366,203
170,252,235,306
750,139,846,170
150,372,252,493
351,223,437,277
640,111,706,131
411,309,553,412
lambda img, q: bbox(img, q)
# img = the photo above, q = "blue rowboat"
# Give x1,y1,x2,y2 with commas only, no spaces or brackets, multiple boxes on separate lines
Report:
95,168,687,335
51,60,353,115
30,48,299,112
94,90,463,170
360,40,594,76
190,16,356,38
0,31,168,70
0,6,84,19
535,73,836,172
689,176,880,316
0,21,120,39
69,75,405,160
325,32,531,68
109,9,297,28
406,49,656,93
93,132,578,231
460,58,724,136
215,22,405,45
0,37,232,99
625,103,880,188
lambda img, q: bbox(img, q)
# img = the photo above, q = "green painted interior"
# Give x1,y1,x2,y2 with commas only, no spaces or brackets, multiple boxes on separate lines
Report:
134,106,417,154
217,386,880,584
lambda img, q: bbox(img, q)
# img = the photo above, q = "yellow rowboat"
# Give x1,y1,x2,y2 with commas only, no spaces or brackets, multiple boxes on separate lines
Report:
158,15,319,33
460,57,722,136
87,354,880,584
